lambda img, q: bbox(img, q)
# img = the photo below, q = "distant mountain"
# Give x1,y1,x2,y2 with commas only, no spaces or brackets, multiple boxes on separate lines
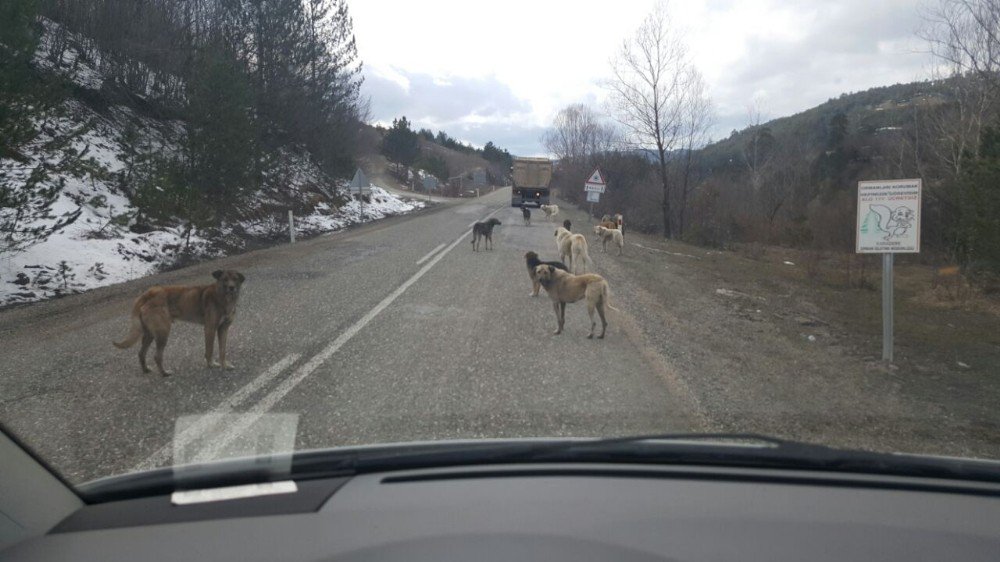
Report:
700,79,953,161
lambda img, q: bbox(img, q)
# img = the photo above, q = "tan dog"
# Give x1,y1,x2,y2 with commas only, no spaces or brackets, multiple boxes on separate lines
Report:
525,251,569,297
554,226,592,274
594,225,624,255
554,226,573,265
569,233,592,274
113,270,245,376
540,204,559,221
598,220,618,230
535,265,618,338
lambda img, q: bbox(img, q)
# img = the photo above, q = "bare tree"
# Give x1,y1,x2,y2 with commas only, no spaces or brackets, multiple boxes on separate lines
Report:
541,103,617,163
605,1,699,238
741,98,775,193
676,71,713,236
921,0,1000,82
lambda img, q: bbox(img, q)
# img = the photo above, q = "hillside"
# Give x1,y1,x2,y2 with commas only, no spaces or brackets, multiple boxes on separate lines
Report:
702,80,952,163
0,20,424,307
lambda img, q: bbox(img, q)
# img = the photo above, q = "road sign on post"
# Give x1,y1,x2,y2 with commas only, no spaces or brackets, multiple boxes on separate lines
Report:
586,191,600,203
856,179,922,363
584,168,606,193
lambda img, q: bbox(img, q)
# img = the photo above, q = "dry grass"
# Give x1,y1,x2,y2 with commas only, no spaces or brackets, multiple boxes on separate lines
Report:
635,236,1000,374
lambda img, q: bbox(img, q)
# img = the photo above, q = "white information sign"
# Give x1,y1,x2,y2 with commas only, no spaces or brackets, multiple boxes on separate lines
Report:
586,191,600,203
856,179,921,253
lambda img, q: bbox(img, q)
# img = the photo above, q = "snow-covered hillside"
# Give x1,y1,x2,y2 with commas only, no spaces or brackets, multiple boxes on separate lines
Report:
0,21,425,308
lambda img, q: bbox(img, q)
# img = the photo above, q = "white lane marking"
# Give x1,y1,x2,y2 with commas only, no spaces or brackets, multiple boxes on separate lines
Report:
133,353,301,472
415,243,446,265
196,206,505,459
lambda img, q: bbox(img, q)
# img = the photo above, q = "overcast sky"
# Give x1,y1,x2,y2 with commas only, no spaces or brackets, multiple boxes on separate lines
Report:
349,0,936,156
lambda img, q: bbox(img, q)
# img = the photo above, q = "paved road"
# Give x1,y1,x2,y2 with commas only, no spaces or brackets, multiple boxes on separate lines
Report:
0,189,701,483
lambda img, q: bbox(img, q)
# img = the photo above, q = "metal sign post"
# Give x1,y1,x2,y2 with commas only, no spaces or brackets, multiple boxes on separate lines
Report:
856,179,921,363
584,168,606,218
882,254,894,362
349,168,370,223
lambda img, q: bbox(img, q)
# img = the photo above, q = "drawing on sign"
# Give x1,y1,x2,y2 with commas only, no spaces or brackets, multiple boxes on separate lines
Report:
856,179,921,253
861,205,915,241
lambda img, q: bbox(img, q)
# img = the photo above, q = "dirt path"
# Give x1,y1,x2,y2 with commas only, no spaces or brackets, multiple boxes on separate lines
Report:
557,202,1000,459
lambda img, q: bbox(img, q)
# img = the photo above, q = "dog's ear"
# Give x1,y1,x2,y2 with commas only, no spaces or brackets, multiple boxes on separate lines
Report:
547,265,555,274
235,272,245,283
212,270,223,280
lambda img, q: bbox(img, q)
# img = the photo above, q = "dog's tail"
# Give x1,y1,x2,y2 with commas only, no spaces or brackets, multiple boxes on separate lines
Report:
113,304,143,349
602,282,622,313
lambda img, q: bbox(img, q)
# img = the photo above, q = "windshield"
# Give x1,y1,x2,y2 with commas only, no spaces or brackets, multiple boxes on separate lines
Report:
1,0,999,490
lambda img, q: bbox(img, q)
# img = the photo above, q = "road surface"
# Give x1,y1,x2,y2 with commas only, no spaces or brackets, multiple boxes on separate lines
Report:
4,187,998,485
0,189,701,483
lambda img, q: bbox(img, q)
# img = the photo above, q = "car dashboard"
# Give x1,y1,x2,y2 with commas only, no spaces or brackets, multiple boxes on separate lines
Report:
4,463,1000,561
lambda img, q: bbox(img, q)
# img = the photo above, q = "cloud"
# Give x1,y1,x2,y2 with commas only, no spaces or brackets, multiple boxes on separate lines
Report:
706,0,929,134
365,67,531,125
352,0,938,154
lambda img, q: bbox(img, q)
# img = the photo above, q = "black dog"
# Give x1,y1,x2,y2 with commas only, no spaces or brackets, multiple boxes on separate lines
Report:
471,218,502,251
521,206,531,225
563,219,571,231
525,251,569,297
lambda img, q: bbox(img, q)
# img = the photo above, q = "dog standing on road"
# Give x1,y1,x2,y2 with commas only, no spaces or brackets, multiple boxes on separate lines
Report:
113,270,245,376
525,251,568,297
555,226,573,266
471,217,502,251
535,265,618,338
594,225,624,255
521,205,531,226
554,226,593,274
540,204,559,221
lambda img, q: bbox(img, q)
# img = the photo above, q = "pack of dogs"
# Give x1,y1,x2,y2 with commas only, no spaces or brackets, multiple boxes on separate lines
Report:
114,209,626,376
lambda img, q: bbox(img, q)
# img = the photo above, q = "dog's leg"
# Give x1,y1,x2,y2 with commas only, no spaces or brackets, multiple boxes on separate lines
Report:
597,302,608,339
551,301,562,335
153,324,172,377
531,277,540,297
139,330,153,374
587,300,597,339
218,322,233,369
559,302,566,334
205,322,219,368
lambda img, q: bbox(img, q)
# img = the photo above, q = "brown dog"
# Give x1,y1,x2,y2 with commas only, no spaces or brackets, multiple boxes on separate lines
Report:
114,270,245,376
535,264,618,338
525,251,569,297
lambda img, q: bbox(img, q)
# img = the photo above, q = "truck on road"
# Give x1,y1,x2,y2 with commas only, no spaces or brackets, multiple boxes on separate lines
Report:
511,157,552,207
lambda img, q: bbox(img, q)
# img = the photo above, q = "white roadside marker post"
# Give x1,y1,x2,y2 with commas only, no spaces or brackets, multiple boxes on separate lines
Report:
288,210,295,244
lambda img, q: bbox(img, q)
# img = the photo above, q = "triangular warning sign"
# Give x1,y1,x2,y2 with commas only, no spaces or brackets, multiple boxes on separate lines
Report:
586,168,605,185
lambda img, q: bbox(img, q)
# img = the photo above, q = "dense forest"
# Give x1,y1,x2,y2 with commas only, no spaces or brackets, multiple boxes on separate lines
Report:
379,116,513,184
1,0,366,252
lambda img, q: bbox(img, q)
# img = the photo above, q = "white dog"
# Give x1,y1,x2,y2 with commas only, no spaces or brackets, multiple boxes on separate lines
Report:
540,204,559,221
594,225,624,255
555,226,573,265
